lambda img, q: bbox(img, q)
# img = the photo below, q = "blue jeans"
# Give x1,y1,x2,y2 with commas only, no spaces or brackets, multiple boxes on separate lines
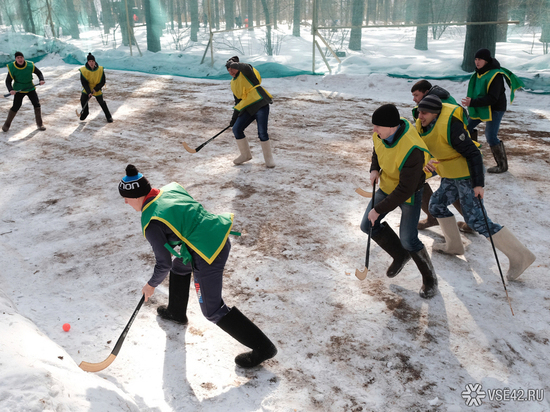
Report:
360,188,424,252
232,104,270,141
467,110,505,147
429,178,502,238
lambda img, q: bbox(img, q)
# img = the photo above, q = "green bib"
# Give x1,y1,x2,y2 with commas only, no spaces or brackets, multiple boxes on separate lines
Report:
141,182,234,264
7,61,35,92
467,67,524,121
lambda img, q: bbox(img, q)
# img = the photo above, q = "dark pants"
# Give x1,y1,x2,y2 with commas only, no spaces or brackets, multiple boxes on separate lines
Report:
232,105,270,141
11,90,40,112
80,93,112,120
171,239,231,324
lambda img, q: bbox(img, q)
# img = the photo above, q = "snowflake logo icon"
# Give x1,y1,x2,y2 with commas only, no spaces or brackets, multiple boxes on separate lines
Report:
461,383,486,407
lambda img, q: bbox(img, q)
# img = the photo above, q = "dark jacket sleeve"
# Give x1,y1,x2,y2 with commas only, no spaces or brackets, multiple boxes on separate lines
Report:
144,220,174,288
373,148,426,215
449,119,484,188
5,73,13,92
33,66,45,82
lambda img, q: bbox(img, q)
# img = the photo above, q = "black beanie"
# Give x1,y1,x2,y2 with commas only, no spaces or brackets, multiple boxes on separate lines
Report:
225,55,239,69
474,48,492,63
87,53,96,62
14,51,24,58
372,104,400,127
418,95,442,114
118,164,152,198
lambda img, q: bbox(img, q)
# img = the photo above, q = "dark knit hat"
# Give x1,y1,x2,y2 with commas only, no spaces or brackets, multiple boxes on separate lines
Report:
14,51,24,58
87,53,96,62
118,164,151,198
225,55,239,69
418,95,442,114
474,48,492,63
372,104,400,127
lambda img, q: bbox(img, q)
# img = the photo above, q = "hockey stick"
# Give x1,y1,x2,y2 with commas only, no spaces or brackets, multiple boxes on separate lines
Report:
76,96,91,118
183,125,231,153
477,195,514,316
355,187,373,198
356,181,376,280
4,83,40,98
79,295,145,372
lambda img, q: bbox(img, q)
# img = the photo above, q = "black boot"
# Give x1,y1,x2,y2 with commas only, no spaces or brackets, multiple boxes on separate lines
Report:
417,183,438,230
217,307,277,368
157,272,190,324
371,222,411,278
410,247,438,299
487,141,508,173
98,97,113,122
34,107,46,131
2,109,17,132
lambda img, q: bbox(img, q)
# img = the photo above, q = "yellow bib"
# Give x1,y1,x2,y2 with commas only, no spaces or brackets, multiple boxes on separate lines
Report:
373,119,431,204
79,66,104,96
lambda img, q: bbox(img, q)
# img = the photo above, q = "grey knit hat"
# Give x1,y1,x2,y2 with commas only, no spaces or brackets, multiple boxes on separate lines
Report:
418,95,442,114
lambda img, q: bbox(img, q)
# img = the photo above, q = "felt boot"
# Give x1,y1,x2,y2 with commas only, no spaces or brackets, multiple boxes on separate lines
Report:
217,307,277,368
34,107,46,131
233,138,252,165
433,216,465,255
2,109,17,132
157,272,191,325
417,183,438,230
491,227,536,281
260,140,275,168
487,141,508,173
410,247,438,299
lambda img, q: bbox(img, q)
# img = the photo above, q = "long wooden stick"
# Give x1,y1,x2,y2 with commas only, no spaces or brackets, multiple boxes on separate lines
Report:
477,196,514,316
356,182,376,280
183,125,231,153
79,295,145,372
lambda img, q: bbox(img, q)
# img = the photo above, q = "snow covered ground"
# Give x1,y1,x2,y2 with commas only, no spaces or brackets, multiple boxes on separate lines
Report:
1,23,550,412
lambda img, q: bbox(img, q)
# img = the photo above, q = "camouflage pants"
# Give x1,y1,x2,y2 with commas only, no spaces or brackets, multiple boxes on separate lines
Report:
429,178,502,238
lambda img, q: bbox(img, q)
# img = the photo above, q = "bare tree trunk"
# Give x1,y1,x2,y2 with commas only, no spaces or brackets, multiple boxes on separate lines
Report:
461,0,499,72
496,0,509,42
292,0,300,36
144,0,162,51
190,0,199,40
247,0,254,30
89,0,100,27
224,0,234,29
349,0,364,50
414,0,430,50
260,0,272,54
273,0,278,29
100,0,115,34
65,0,80,38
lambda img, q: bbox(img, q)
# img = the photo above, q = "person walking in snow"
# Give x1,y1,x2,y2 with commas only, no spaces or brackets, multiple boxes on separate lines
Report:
416,95,535,281
226,56,275,168
360,104,438,299
2,51,46,132
461,48,524,174
79,53,113,123
410,80,473,234
119,164,277,368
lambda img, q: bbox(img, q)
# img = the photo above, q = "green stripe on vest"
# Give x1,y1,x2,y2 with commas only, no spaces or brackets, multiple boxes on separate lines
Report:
141,182,234,265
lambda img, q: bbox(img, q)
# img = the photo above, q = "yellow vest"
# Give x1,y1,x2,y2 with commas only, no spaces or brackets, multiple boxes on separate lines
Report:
231,67,273,112
373,119,431,204
79,66,104,96
416,103,481,180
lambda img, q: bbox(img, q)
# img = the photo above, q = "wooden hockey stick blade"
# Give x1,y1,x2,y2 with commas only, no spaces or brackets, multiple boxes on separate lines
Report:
75,109,82,118
355,188,373,198
355,266,368,280
182,141,197,153
79,353,116,372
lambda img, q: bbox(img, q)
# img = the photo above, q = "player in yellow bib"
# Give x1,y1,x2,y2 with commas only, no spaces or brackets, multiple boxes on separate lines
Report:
360,104,438,299
79,53,113,122
417,95,535,281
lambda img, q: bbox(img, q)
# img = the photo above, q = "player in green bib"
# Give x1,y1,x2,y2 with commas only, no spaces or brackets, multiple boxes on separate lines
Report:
119,164,277,368
79,53,113,122
461,48,524,174
2,51,46,132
